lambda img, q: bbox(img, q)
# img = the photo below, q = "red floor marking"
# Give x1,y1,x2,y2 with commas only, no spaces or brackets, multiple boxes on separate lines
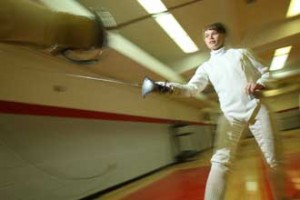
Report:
284,153,300,199
121,153,300,200
121,166,210,200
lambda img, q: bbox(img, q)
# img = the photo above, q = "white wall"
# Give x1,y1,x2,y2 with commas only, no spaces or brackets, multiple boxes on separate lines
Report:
0,114,171,200
0,113,212,200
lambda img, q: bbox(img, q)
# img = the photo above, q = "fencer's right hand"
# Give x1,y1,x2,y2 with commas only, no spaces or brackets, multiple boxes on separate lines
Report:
155,81,173,94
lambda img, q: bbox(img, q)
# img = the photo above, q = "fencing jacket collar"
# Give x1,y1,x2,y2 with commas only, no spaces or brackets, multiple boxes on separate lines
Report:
210,46,226,57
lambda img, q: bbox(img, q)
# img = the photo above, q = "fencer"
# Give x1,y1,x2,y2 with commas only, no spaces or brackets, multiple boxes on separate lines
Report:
150,22,283,199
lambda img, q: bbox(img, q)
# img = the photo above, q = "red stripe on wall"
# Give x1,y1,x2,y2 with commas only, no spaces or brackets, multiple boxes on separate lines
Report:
0,100,211,125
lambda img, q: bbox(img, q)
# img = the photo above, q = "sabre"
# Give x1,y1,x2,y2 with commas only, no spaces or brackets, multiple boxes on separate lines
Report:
66,74,140,88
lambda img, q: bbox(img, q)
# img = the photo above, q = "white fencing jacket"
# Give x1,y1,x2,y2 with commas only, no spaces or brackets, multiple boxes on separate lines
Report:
172,47,269,121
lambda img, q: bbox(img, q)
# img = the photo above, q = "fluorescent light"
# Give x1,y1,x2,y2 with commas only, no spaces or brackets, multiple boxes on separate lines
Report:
154,13,187,39
137,0,199,53
154,13,199,53
270,55,289,71
270,46,292,71
274,46,292,56
286,0,300,17
137,0,167,14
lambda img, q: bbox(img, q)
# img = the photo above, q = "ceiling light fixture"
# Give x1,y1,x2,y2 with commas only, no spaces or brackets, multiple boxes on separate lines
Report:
269,46,292,71
137,0,199,53
286,0,300,18
137,0,167,14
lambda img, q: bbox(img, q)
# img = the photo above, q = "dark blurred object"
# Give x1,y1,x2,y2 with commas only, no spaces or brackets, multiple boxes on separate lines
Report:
170,124,199,163
142,76,173,98
0,0,107,62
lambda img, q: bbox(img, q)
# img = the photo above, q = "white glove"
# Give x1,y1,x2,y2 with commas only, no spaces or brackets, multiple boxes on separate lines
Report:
155,81,173,94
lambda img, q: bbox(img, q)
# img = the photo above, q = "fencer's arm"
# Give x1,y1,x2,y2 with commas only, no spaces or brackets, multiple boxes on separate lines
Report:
244,49,270,87
164,82,203,97
243,49,270,95
156,66,209,97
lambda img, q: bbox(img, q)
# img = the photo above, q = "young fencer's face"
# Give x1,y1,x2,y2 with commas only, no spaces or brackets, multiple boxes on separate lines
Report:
204,29,225,50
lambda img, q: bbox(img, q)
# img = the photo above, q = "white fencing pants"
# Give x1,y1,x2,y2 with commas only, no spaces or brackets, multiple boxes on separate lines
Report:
204,105,280,200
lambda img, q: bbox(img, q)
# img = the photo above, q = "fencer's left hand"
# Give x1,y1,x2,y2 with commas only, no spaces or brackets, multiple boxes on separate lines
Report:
245,82,265,95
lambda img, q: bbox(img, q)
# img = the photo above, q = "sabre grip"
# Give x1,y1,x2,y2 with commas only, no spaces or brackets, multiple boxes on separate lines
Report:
155,82,173,94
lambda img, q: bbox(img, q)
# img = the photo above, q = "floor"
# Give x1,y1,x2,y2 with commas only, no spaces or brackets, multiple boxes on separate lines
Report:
99,129,300,200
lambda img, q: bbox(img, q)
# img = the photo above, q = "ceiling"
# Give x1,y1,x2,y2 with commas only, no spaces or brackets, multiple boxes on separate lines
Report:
78,0,300,69
2,0,300,112
74,0,300,110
